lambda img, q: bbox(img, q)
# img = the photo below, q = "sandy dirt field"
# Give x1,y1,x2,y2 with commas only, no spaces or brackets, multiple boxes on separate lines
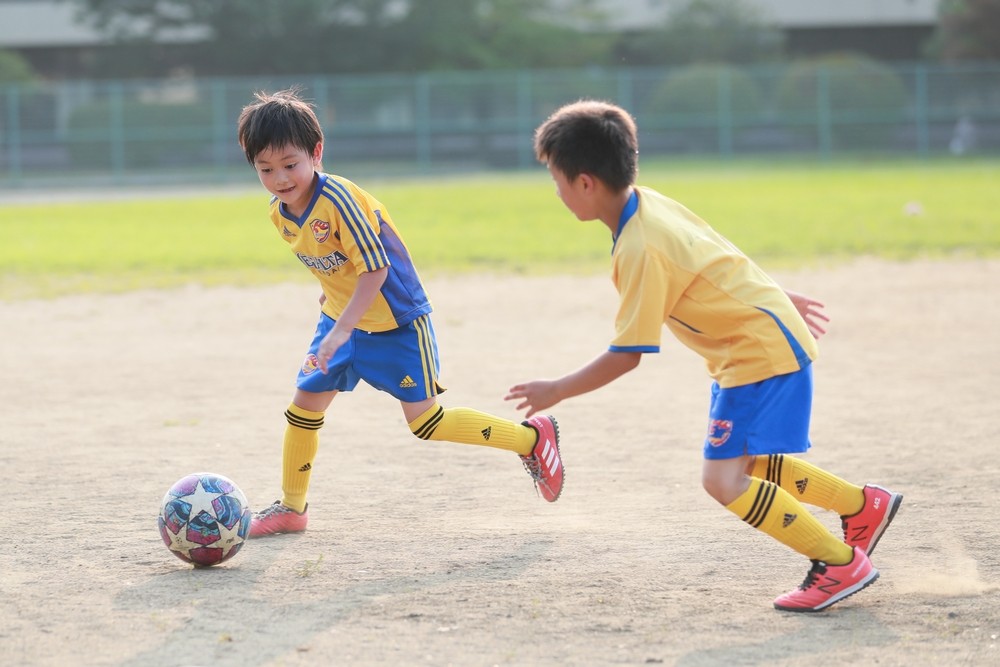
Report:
1,258,998,667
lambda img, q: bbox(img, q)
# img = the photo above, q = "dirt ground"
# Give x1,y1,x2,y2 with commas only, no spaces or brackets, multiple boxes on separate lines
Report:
1,258,998,667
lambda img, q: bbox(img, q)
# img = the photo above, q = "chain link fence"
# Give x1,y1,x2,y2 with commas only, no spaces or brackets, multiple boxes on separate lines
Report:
1,61,998,188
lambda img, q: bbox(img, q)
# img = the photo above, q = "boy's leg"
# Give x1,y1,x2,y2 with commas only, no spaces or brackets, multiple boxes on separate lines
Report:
750,454,903,555
707,457,878,612
406,400,564,502
749,454,864,515
251,390,335,537
279,391,335,512
708,457,853,565
405,400,535,454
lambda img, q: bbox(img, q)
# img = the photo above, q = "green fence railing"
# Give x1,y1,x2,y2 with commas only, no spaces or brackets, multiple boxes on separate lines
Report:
1,62,999,188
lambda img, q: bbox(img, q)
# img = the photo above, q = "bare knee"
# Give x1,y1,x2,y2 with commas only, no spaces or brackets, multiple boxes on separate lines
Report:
702,458,752,505
702,476,743,505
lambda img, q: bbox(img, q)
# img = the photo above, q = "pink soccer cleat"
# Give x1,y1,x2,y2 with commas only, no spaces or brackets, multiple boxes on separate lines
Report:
773,546,879,613
841,484,903,556
249,500,308,537
520,415,564,502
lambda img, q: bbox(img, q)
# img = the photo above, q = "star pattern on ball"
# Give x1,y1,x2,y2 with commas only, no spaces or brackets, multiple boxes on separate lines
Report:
175,477,228,522
214,516,247,559
162,522,194,559
159,473,250,567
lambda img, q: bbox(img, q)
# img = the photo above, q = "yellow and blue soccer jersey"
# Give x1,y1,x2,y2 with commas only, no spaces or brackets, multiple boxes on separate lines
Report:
610,186,818,388
269,173,431,332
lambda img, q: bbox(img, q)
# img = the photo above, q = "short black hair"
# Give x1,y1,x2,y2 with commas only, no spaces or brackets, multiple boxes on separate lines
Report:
237,88,324,165
533,100,638,191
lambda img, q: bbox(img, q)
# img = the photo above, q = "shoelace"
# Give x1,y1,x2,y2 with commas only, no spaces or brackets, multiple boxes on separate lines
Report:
520,455,542,481
255,502,289,519
799,560,829,590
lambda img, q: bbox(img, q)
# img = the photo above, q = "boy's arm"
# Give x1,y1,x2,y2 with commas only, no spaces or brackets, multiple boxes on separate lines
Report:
505,350,642,418
316,267,388,373
783,289,830,339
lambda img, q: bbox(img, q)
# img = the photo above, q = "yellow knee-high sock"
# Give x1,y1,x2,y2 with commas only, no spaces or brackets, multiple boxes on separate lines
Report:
408,405,536,455
726,478,854,565
751,454,864,516
280,404,324,513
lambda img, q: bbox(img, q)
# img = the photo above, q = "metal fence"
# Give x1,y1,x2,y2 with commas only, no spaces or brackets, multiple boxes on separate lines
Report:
1,62,999,188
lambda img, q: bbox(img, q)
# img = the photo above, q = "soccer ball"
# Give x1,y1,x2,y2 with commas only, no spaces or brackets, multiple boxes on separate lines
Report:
157,472,252,567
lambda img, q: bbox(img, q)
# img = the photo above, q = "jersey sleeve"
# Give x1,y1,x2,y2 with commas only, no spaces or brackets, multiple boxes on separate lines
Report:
610,246,688,353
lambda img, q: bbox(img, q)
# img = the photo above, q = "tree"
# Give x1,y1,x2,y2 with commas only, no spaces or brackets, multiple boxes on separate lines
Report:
72,0,402,76
71,0,611,77
387,0,610,71
612,0,784,67
0,49,37,83
926,0,1000,61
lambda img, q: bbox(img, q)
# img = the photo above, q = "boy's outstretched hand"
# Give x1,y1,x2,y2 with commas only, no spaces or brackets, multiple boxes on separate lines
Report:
784,289,830,339
505,380,561,419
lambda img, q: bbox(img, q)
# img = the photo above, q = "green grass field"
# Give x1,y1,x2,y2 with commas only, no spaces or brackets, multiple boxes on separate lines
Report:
2,158,998,299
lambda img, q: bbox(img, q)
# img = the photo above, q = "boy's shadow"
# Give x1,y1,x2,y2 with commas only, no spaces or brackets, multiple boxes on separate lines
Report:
114,534,553,667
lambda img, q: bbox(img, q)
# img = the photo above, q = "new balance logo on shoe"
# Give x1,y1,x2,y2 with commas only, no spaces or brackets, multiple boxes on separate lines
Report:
817,574,843,595
848,525,869,543
773,547,878,612
298,463,312,472
842,484,903,556
783,513,797,527
481,426,492,441
795,478,808,494
399,375,417,388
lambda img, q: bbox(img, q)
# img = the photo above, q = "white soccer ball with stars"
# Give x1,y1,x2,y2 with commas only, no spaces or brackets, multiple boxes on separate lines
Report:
158,472,252,567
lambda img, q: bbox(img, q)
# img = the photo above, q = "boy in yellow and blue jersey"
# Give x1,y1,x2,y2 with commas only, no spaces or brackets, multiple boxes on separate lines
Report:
236,89,564,537
505,100,902,612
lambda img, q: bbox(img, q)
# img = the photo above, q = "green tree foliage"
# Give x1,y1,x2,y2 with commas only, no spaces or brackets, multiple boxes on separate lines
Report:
775,53,908,149
926,0,1000,60
0,49,37,83
388,0,611,70
72,0,610,77
613,0,784,67
645,64,765,118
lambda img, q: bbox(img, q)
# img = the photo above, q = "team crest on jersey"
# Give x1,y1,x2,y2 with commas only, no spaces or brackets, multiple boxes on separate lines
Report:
310,219,331,243
301,353,320,375
707,419,733,447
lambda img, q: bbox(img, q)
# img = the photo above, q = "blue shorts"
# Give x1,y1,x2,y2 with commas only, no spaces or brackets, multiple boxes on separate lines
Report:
296,313,445,402
703,364,813,460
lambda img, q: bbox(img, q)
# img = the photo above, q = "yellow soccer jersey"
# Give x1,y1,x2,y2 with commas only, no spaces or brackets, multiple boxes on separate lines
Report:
270,173,431,332
610,186,818,388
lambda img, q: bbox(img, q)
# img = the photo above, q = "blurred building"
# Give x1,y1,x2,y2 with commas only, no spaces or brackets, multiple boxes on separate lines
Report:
0,0,207,78
577,0,940,60
1,0,942,80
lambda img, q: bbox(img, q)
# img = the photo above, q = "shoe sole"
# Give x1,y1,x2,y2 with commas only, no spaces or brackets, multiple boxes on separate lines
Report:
247,524,306,538
774,568,880,613
865,488,903,557
249,526,306,538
